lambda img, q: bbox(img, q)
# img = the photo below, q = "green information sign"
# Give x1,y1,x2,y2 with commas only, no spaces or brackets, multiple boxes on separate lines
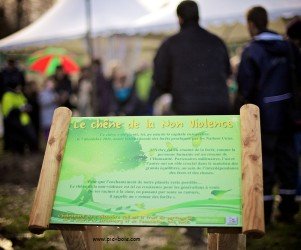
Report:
50,115,242,227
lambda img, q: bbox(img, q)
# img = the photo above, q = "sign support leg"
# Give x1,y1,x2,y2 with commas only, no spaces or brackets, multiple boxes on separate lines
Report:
207,233,246,250
83,226,103,250
61,229,87,250
60,226,103,250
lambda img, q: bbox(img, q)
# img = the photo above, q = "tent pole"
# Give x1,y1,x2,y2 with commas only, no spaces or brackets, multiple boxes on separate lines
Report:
85,0,94,62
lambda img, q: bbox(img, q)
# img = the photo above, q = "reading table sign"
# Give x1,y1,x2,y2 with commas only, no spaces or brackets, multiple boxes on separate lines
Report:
29,104,265,250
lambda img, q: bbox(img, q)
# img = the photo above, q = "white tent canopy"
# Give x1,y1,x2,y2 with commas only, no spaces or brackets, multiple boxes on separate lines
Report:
0,0,301,51
125,0,301,35
0,0,150,51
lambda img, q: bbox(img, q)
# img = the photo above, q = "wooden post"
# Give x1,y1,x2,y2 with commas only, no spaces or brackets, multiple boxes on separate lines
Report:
83,226,103,250
28,107,72,234
207,104,264,249
217,234,246,250
240,104,265,238
61,229,87,250
60,226,102,250
208,233,218,250
207,233,246,250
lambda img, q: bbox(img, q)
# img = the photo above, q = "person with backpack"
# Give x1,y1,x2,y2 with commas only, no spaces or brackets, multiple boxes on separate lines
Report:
236,6,301,225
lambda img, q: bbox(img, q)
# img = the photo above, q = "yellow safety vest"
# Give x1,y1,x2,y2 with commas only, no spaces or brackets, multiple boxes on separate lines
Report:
1,91,30,126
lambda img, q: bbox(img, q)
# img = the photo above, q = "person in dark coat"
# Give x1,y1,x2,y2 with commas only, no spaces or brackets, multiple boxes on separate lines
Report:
77,66,93,116
287,17,301,49
152,0,231,115
286,17,301,203
0,58,26,100
90,59,112,116
236,6,301,224
24,80,40,139
52,65,73,109
151,0,231,245
1,82,38,154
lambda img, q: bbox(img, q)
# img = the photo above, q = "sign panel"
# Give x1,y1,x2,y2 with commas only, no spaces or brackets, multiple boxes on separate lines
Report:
50,115,242,227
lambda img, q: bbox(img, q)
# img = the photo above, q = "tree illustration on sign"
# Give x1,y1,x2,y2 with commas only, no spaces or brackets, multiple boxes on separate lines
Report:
59,118,147,205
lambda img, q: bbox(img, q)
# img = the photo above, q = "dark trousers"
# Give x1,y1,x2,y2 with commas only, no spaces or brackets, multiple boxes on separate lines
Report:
5,122,38,154
262,132,299,222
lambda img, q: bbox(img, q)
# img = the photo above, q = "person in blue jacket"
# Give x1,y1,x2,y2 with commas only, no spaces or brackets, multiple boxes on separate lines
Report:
236,6,301,224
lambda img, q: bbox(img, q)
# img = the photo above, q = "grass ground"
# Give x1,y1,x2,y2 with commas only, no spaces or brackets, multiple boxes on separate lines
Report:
0,184,65,250
247,212,301,250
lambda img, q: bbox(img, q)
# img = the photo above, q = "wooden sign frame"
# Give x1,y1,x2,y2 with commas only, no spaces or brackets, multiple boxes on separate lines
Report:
28,104,265,250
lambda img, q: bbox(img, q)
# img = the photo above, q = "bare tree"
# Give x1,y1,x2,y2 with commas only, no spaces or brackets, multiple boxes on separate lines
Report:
0,0,14,38
0,0,56,39
16,0,25,30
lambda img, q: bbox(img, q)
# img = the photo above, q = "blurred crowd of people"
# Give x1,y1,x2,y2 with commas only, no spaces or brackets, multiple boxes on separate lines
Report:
0,56,155,154
0,0,300,234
